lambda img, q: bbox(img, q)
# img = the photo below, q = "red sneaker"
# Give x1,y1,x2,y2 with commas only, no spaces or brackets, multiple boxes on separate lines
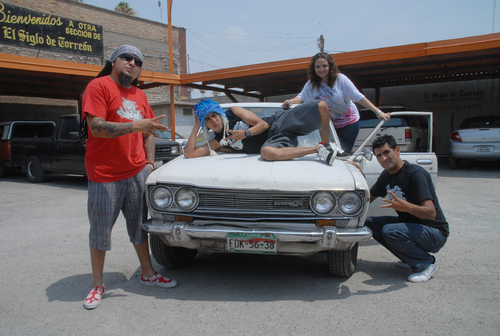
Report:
83,285,105,310
140,272,177,288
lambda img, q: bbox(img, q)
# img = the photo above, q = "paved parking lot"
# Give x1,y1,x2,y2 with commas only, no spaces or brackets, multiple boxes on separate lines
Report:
0,159,499,335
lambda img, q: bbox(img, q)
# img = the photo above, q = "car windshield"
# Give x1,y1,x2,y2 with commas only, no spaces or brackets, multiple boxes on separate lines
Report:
460,116,500,129
155,130,185,139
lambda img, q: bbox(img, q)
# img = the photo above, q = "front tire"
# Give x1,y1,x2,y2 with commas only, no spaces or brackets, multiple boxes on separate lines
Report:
26,156,46,183
327,243,358,277
149,233,197,269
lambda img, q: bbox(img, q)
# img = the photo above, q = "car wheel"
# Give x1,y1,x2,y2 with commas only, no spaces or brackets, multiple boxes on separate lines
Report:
327,243,358,277
0,164,5,178
149,233,197,269
26,156,46,183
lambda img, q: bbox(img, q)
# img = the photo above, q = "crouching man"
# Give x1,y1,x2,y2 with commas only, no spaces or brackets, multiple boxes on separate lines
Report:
366,135,449,283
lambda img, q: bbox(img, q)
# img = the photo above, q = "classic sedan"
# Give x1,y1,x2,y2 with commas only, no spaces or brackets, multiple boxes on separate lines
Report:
449,115,500,169
143,103,438,277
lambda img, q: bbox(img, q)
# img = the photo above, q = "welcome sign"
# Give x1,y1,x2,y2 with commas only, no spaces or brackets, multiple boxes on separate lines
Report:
0,2,103,57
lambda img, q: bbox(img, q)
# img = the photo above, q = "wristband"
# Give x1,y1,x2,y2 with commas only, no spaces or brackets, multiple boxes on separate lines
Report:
146,160,154,170
245,129,251,138
376,110,382,115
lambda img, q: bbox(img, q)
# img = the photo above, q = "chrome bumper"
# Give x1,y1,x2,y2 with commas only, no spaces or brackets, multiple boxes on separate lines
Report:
143,219,372,253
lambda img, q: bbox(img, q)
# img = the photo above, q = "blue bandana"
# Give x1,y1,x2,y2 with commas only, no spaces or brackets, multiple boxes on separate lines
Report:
194,98,227,128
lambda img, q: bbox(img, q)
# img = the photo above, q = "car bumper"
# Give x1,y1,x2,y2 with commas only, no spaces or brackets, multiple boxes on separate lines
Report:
142,218,372,254
450,142,500,159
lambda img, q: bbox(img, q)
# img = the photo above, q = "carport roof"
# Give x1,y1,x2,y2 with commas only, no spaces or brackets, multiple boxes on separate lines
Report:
0,32,499,101
180,33,500,100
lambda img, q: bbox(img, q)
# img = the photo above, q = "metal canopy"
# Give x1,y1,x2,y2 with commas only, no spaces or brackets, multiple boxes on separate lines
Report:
0,53,179,101
180,33,500,100
0,33,499,101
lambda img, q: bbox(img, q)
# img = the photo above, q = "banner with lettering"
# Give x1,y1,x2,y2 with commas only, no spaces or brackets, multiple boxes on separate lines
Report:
0,2,103,57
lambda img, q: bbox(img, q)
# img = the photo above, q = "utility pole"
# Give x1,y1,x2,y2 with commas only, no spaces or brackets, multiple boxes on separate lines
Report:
318,35,324,53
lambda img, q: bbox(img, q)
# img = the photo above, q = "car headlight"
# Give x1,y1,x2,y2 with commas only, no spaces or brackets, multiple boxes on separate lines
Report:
175,187,198,211
171,146,179,155
338,191,362,215
310,191,335,216
151,186,173,210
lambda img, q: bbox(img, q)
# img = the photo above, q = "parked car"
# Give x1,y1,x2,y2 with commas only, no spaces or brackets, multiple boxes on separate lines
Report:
142,103,438,277
0,120,55,178
449,115,500,169
153,131,183,164
355,106,430,153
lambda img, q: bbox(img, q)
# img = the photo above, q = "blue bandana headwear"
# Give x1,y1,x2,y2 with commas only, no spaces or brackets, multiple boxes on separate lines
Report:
194,98,227,128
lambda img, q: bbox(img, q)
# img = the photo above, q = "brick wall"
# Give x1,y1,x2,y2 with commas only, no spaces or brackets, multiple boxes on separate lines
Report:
0,0,187,118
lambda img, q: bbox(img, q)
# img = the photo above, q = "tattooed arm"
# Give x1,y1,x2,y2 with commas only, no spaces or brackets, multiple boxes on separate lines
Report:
86,114,168,138
143,132,155,163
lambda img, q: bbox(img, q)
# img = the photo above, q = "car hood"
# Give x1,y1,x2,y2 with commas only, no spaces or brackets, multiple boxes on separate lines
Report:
150,153,358,191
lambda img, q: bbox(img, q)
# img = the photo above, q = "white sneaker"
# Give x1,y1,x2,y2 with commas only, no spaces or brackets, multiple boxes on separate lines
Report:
407,260,438,283
317,142,337,165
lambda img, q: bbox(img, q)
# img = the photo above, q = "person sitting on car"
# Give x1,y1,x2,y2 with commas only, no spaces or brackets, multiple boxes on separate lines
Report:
366,134,450,283
184,98,342,165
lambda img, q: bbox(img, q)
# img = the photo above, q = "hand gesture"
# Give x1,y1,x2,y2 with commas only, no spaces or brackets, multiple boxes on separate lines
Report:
381,190,410,212
134,115,169,136
225,129,246,142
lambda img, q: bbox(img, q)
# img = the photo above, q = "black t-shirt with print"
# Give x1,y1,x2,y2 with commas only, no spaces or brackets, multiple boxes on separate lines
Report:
214,108,276,154
370,161,449,236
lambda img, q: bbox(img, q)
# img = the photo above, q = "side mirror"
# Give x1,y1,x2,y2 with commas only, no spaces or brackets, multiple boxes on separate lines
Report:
363,148,374,161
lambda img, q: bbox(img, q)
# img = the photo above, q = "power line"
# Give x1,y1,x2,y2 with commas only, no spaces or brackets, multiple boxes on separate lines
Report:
186,27,316,40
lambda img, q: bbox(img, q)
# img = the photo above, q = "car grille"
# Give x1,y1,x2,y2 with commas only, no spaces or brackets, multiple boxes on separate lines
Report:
197,188,312,215
155,146,172,156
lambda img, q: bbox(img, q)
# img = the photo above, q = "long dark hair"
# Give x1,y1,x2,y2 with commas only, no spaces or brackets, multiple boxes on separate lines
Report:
308,52,339,90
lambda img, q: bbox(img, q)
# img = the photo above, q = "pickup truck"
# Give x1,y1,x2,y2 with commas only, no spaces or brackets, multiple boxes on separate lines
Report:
10,114,182,183
142,103,437,277
0,120,55,178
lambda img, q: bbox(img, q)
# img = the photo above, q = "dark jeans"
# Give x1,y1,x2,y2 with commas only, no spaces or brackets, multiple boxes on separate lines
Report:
365,216,447,272
335,120,360,154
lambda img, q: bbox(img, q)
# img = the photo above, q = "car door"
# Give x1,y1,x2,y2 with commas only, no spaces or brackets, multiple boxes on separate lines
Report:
354,112,436,217
51,116,86,174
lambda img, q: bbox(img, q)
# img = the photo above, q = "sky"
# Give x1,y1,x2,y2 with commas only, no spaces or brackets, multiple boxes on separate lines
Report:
81,0,499,75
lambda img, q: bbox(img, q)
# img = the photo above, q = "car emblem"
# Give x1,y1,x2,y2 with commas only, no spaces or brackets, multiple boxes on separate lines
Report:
274,200,302,207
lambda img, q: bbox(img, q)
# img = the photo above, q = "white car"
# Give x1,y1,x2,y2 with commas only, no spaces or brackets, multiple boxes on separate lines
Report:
355,107,431,153
449,115,500,169
142,103,437,277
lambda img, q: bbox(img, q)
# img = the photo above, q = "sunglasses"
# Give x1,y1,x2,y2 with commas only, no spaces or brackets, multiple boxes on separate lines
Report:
118,53,143,67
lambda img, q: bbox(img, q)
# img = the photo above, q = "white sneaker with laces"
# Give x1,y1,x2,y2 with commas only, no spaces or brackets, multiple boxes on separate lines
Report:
317,142,337,165
407,260,438,283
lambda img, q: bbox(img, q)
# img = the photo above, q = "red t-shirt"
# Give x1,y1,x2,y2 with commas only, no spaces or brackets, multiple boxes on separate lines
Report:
82,76,155,182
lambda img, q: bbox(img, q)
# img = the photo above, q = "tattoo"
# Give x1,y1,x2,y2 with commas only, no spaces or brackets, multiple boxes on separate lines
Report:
88,115,133,138
143,133,155,161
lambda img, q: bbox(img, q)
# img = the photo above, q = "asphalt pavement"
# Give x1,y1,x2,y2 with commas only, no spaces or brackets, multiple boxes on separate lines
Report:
0,158,499,335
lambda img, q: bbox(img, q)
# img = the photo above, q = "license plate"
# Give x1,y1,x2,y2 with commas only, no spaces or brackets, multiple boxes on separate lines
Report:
475,146,493,153
227,232,277,254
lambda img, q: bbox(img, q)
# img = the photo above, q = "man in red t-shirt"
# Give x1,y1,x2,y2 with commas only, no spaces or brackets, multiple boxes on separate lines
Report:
81,45,177,310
